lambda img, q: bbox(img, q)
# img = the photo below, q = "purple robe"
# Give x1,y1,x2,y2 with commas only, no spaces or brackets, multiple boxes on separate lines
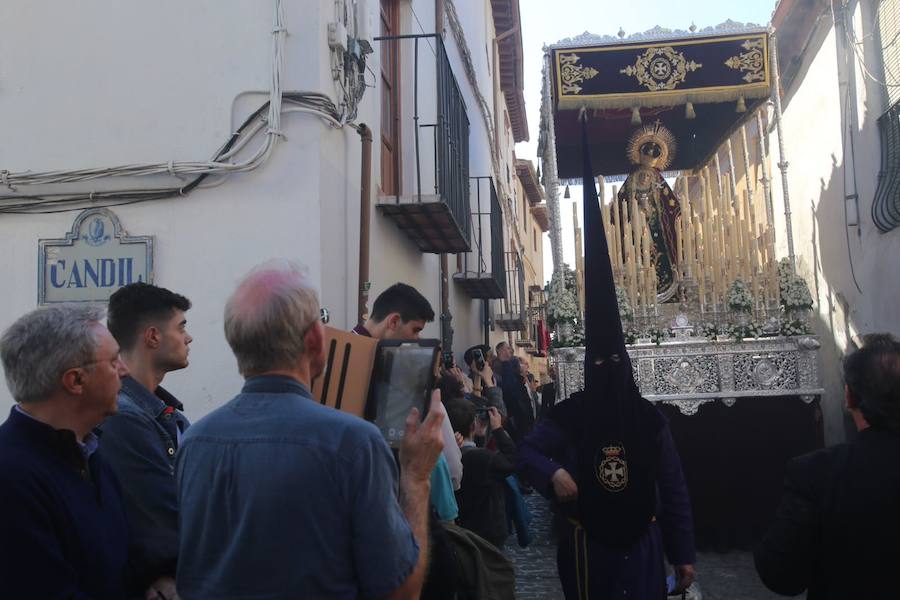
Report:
517,411,696,600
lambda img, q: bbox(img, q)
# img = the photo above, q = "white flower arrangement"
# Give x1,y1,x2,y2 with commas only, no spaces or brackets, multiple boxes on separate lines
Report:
727,279,754,312
729,322,762,342
780,318,812,336
547,271,579,326
778,258,814,310
782,277,813,310
646,326,668,346
700,322,720,340
616,286,634,323
624,328,639,345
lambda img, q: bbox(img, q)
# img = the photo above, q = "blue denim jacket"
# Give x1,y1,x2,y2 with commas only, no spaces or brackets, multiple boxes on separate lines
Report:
176,375,419,599
98,376,190,592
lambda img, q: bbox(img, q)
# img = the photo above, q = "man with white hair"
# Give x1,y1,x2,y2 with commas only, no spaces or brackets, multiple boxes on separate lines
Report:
176,261,446,599
0,305,131,599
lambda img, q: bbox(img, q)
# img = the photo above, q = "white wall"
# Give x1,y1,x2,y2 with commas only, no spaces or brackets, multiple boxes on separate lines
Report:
0,0,527,415
769,0,900,443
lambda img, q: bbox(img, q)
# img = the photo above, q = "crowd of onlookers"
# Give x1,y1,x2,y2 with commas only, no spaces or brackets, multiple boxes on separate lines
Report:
0,261,553,599
4,258,899,600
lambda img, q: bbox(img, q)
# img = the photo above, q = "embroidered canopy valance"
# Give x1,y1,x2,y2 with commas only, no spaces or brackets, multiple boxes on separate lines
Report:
552,33,770,110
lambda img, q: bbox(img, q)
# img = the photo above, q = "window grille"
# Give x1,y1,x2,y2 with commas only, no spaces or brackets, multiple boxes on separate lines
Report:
872,2,900,231
873,99,900,231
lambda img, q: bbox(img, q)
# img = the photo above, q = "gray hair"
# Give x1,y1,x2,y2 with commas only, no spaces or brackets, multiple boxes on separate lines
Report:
0,304,105,404
224,260,320,376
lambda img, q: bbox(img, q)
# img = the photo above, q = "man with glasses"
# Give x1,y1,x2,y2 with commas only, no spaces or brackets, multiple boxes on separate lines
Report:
0,305,131,599
99,282,193,600
176,261,446,599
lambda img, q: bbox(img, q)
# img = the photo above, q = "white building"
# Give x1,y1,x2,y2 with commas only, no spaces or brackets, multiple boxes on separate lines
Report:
768,0,900,442
0,0,547,418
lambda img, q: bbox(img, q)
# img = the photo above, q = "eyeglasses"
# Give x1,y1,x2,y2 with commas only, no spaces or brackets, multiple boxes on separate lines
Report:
300,308,330,338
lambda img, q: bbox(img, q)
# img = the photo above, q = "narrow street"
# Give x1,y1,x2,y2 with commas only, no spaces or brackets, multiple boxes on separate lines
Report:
505,494,796,599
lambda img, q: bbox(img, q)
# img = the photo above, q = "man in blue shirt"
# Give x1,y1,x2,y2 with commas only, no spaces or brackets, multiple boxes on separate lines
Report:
176,260,446,599
0,305,131,599
99,282,193,599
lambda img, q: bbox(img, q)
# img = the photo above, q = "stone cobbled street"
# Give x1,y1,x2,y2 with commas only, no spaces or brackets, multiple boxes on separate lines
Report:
505,493,798,599
503,490,564,599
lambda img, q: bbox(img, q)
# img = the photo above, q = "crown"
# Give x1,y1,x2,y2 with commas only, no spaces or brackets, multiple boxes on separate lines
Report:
602,445,623,457
626,120,677,169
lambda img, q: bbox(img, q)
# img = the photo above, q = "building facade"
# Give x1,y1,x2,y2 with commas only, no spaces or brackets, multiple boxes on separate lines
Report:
768,0,900,442
0,0,547,417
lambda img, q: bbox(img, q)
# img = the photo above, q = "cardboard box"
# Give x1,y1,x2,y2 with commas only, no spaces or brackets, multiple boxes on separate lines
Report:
310,326,377,417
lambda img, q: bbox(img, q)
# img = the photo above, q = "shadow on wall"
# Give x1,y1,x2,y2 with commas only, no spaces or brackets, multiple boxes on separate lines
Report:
806,152,863,445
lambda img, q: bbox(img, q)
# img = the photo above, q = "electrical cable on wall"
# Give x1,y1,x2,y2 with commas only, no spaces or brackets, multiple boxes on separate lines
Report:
0,0,368,214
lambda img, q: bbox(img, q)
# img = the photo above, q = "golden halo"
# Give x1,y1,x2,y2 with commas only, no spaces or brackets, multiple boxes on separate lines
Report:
626,121,677,170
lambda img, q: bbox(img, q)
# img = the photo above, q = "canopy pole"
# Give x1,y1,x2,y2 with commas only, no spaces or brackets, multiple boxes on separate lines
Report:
541,48,565,279
769,32,797,270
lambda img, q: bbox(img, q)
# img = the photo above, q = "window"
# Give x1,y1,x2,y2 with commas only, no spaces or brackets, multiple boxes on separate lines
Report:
533,227,537,252
380,0,401,195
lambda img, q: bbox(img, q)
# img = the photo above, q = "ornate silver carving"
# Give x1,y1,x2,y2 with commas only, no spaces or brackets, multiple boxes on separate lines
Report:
666,398,716,416
797,336,821,350
552,336,823,417
666,359,705,393
551,21,767,49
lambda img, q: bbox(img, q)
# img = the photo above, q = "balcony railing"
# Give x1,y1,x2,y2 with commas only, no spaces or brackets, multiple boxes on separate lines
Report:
374,33,471,253
495,250,527,332
454,177,506,298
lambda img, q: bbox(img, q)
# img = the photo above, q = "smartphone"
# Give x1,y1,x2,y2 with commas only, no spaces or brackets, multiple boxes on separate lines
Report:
442,351,455,371
472,348,485,371
475,406,491,421
369,339,440,449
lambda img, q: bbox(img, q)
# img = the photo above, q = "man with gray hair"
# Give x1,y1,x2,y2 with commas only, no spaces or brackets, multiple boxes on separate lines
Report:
176,261,447,599
0,304,131,599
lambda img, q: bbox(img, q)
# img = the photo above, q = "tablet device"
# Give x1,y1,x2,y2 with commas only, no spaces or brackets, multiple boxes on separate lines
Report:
369,339,440,448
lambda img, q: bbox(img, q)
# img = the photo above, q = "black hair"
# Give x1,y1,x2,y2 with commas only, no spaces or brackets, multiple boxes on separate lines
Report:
107,282,191,351
445,397,476,436
370,283,435,324
495,341,509,354
843,333,900,431
438,374,466,404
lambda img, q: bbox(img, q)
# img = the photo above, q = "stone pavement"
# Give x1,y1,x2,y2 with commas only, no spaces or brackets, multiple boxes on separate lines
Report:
505,493,800,599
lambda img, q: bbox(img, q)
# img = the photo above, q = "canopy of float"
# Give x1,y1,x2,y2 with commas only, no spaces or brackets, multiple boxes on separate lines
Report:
546,23,772,178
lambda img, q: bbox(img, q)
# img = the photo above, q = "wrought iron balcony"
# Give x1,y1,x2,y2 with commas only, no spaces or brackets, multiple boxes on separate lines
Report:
454,177,506,299
495,250,527,332
374,33,471,253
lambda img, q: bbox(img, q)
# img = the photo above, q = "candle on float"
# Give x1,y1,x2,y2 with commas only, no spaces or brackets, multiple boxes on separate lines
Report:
611,185,624,277
680,176,692,273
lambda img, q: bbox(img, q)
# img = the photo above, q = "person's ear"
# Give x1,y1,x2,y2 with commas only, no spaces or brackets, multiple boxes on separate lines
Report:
61,368,86,396
387,313,402,331
143,325,162,349
305,321,325,357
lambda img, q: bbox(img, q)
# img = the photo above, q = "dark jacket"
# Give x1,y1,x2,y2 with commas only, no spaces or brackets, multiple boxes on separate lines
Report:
499,359,534,443
755,427,900,599
455,428,517,547
0,406,129,599
98,376,189,593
